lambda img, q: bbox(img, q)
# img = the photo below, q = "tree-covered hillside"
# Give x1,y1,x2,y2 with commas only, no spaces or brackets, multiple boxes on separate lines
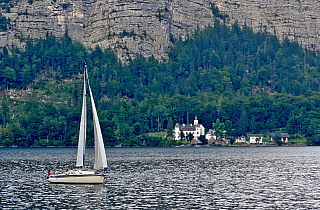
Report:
1,18,320,147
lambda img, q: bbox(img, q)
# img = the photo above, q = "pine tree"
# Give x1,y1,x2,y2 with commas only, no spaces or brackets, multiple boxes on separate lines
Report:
212,119,225,141
166,117,174,139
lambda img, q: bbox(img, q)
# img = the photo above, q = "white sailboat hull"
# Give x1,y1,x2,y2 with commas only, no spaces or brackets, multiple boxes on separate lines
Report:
48,174,104,184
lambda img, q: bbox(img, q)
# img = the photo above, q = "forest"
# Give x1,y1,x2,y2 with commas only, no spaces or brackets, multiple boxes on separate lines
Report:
1,15,320,147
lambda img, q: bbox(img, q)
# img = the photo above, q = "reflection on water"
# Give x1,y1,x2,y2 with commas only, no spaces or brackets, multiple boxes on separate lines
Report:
1,147,320,209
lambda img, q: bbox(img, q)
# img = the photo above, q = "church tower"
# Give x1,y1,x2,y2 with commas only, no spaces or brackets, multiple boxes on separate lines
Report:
194,115,198,125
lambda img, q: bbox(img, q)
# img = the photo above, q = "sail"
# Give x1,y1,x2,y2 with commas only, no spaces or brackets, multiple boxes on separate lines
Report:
86,71,108,170
76,69,87,167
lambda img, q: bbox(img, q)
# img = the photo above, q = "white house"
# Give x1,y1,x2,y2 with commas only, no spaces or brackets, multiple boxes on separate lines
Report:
270,133,289,142
174,116,205,141
249,134,263,144
235,136,246,143
205,129,217,143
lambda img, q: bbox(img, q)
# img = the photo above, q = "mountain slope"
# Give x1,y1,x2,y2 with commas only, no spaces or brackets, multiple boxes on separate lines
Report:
1,0,320,61
1,20,320,147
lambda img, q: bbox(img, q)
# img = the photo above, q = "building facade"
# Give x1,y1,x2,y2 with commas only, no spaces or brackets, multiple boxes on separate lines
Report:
205,129,217,144
174,116,205,141
249,134,263,144
235,136,247,143
270,133,289,142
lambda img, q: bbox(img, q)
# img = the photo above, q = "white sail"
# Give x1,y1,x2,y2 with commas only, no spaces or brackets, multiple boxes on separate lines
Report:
76,69,87,167
86,69,108,170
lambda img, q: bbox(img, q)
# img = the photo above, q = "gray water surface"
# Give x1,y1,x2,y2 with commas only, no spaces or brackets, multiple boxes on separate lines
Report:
1,146,320,209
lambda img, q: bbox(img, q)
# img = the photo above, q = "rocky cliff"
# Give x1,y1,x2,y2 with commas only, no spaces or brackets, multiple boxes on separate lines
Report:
1,0,320,61
215,0,320,50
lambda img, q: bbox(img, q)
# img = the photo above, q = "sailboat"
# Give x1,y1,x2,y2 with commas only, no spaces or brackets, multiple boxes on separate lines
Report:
48,64,108,184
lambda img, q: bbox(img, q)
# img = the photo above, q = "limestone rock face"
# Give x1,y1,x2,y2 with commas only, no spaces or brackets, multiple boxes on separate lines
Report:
0,0,214,61
1,0,320,61
215,0,320,50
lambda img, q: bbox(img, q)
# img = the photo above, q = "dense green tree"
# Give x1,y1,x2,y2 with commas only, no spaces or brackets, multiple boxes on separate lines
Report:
0,14,9,32
186,133,194,142
212,119,225,141
166,117,174,139
199,135,207,144
272,132,283,146
236,109,248,136
180,130,185,141
0,127,13,147
0,99,10,127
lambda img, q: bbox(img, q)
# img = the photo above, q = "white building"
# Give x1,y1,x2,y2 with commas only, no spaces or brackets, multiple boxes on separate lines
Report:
205,129,217,144
270,133,289,142
174,116,205,141
235,136,246,143
249,134,263,144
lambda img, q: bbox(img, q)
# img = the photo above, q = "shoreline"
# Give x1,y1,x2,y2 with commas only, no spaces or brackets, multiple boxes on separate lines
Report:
0,143,308,148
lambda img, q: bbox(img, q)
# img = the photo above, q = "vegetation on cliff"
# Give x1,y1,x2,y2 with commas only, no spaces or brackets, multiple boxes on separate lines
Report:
1,18,320,147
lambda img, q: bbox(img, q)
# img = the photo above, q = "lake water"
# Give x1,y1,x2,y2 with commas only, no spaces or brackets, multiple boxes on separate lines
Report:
1,146,320,209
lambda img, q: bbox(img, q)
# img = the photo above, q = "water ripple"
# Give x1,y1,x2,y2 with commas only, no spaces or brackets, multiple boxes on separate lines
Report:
1,147,320,209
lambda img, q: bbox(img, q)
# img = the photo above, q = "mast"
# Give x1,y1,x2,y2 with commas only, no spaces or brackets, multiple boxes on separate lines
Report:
76,65,87,167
